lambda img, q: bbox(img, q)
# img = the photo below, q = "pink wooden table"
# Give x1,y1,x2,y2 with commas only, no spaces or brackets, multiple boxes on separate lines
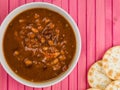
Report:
0,0,119,90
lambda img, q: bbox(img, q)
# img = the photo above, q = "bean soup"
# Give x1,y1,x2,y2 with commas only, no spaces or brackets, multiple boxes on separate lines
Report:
3,8,76,82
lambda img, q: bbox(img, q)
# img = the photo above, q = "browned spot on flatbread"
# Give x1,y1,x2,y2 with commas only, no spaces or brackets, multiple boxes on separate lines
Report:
108,69,113,76
89,79,94,83
89,71,93,76
113,57,118,63
98,61,102,67
109,87,113,90
106,80,120,90
103,58,108,62
116,85,120,88
91,67,95,71
96,85,101,88
111,81,115,85
114,73,120,80
103,64,108,69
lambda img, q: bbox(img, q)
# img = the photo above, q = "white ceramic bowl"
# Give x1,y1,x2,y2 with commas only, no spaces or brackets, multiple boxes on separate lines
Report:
0,2,81,88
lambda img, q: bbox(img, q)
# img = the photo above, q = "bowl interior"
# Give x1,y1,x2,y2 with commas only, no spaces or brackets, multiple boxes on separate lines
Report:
0,2,81,88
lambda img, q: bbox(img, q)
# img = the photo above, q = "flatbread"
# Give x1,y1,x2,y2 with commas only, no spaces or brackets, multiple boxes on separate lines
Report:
105,80,120,90
87,88,101,90
102,46,120,80
88,60,112,89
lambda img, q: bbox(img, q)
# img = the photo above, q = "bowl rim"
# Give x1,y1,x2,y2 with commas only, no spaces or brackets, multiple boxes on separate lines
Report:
0,2,82,88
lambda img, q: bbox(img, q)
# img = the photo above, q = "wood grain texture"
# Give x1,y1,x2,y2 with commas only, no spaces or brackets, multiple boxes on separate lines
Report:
9,0,19,12
26,0,34,3
24,0,34,89
51,0,62,90
113,0,120,46
0,0,8,89
86,0,96,88
8,0,24,90
41,1,52,90
105,0,113,50
0,0,9,24
96,0,105,60
34,1,44,90
69,0,78,90
0,66,7,90
35,0,42,2
19,0,26,5
61,0,69,90
77,0,87,89
15,1,26,90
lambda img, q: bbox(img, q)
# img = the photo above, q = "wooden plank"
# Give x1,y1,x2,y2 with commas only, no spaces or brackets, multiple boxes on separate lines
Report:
18,1,26,90
61,0,68,12
43,0,51,3
8,0,25,90
0,0,8,24
19,0,26,5
0,0,8,89
42,1,52,90
42,87,51,90
8,77,18,90
34,1,52,90
0,66,7,90
113,0,120,46
51,0,62,90
42,2,52,90
105,0,113,49
34,86,43,90
34,0,42,2
61,0,69,90
34,0,51,89
9,0,19,12
33,1,43,90
96,0,105,60
77,0,87,89
23,0,33,88
26,0,34,3
69,0,78,90
86,0,96,88
18,0,26,89
25,86,34,90
52,0,61,7
17,83,25,90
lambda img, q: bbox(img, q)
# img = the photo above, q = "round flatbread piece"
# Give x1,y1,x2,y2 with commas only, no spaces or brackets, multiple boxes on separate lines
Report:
105,80,120,90
88,60,112,89
87,88,101,90
102,46,120,80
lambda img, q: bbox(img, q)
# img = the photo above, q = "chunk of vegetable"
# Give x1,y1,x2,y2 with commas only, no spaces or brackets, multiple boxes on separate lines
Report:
48,40,54,46
59,55,66,61
52,63,61,71
41,37,45,43
24,58,32,67
19,19,25,23
13,51,19,56
51,58,59,65
34,13,39,18
31,28,39,33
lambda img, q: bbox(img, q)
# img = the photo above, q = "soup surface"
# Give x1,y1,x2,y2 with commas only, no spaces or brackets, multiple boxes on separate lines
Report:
3,8,76,82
